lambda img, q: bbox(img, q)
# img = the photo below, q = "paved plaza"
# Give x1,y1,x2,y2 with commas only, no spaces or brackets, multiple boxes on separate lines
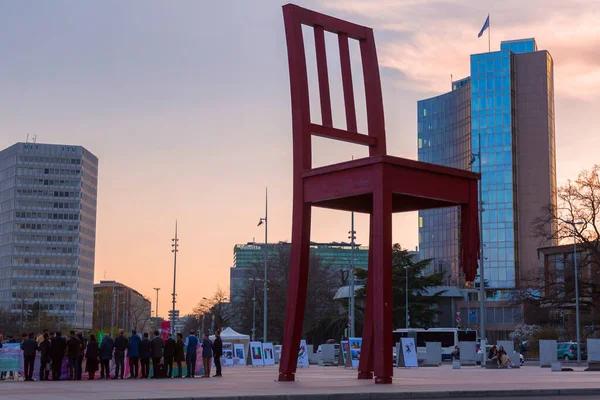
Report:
1,365,600,399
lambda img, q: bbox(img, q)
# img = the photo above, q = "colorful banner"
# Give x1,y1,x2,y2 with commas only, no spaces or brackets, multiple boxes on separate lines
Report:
262,343,275,366
160,322,171,341
341,340,349,365
249,342,264,366
348,338,362,368
233,344,245,365
297,339,309,367
0,344,21,372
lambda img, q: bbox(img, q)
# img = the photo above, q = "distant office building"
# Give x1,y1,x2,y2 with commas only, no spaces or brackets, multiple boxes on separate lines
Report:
417,38,557,339
0,142,98,329
168,309,184,334
229,241,368,300
93,280,151,332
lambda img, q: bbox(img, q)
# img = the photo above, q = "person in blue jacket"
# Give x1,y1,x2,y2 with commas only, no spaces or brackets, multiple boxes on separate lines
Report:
127,330,141,379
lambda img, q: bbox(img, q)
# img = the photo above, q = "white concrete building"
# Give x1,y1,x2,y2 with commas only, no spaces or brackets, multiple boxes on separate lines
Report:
0,142,98,329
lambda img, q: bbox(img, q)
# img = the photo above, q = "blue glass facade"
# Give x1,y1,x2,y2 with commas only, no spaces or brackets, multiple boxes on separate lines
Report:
418,83,472,285
500,38,537,54
470,50,517,289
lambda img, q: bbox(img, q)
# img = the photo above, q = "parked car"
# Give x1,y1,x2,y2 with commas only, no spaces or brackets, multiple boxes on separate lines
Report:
557,342,587,361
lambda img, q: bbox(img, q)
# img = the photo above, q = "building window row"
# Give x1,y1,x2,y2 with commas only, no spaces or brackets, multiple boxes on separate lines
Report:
11,302,75,311
16,177,79,187
18,155,81,166
15,222,79,231
11,268,77,277
12,256,77,266
16,167,81,177
16,211,79,221
16,188,79,199
14,234,77,243
16,199,79,209
14,245,76,254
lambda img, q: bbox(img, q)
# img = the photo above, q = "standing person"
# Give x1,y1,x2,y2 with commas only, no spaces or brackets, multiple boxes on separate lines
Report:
20,332,37,381
66,331,81,380
127,330,141,379
37,329,49,346
85,335,99,380
99,333,114,380
38,333,51,381
212,330,223,377
201,332,212,378
139,333,151,379
150,331,164,379
50,331,67,381
174,333,185,378
163,333,176,378
113,329,128,380
76,332,86,380
184,330,200,378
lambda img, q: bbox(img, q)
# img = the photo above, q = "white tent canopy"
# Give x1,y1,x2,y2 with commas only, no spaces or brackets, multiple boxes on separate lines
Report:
209,327,250,341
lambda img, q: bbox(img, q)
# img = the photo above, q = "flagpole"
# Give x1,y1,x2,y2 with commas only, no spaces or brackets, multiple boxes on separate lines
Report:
488,14,491,52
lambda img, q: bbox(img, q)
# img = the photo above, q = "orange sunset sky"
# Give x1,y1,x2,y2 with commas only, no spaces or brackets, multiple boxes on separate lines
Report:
1,0,599,316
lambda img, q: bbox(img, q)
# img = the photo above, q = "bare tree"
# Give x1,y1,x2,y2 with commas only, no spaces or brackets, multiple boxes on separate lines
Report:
126,295,152,333
192,286,234,334
534,165,600,264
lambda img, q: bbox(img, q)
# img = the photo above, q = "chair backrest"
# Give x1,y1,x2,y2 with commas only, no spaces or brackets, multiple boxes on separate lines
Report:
282,4,387,173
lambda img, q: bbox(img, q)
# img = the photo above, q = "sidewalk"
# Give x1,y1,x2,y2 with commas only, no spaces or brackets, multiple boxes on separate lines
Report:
1,365,600,399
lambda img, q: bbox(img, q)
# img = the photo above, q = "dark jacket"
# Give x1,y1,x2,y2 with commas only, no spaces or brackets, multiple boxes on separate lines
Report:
50,336,67,360
150,336,164,358
175,339,185,362
139,338,151,359
77,335,87,358
99,337,114,361
114,335,128,354
128,334,141,357
39,338,51,361
66,336,81,360
21,338,38,357
164,338,176,359
201,338,213,358
212,337,223,357
86,340,99,360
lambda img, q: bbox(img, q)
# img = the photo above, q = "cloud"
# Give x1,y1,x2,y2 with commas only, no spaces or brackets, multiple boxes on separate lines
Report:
321,0,600,100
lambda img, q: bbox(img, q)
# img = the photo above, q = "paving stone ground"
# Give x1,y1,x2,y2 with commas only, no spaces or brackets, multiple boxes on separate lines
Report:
1,364,600,399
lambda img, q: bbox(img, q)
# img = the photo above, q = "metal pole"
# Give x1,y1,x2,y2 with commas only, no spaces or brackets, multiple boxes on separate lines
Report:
574,229,581,363
405,266,409,328
252,282,256,341
263,188,268,343
81,296,85,333
172,221,179,334
153,288,160,319
477,138,486,347
349,212,356,338
111,281,115,336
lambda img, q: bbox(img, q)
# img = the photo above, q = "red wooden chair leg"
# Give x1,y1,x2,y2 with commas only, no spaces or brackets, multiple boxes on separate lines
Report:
279,203,312,382
372,188,393,384
358,215,374,379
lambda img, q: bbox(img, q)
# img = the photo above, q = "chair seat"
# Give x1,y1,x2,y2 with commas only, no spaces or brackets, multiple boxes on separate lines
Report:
303,155,479,213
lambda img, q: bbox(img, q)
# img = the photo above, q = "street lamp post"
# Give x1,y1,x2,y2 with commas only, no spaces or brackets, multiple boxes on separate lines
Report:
252,282,257,341
153,288,160,319
171,221,179,334
568,220,584,363
348,214,356,338
469,143,486,348
257,188,268,343
404,266,409,328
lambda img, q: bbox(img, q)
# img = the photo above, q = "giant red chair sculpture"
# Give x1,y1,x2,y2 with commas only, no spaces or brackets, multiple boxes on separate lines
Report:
278,4,480,384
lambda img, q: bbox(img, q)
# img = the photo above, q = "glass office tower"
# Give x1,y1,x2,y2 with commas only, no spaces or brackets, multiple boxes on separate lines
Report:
418,39,556,335
417,82,472,285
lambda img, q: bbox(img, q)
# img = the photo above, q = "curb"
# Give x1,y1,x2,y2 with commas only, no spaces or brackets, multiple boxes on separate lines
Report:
140,388,600,400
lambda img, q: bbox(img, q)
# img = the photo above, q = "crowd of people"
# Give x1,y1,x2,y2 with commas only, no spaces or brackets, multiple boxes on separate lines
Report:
0,329,223,382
